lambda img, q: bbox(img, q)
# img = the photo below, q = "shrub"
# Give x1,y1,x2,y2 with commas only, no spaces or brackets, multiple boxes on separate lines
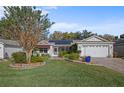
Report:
77,50,81,54
64,54,69,58
68,53,79,60
12,52,44,63
41,54,50,57
59,51,68,57
82,56,86,62
31,56,43,63
69,43,77,53
12,52,26,63
113,52,120,58
40,54,50,61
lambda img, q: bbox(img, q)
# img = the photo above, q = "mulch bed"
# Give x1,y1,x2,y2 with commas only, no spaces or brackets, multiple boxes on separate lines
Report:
9,62,46,69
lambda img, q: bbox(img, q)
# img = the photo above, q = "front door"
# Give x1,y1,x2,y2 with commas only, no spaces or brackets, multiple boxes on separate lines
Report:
54,47,58,56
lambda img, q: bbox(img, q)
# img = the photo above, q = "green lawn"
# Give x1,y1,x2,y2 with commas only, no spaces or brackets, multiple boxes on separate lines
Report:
0,59,124,87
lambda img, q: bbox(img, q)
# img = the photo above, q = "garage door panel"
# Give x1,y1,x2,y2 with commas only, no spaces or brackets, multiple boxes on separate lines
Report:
86,46,108,57
81,45,109,57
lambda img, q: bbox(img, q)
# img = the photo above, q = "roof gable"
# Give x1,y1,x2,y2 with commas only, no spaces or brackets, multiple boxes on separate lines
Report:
82,35,109,42
0,39,20,46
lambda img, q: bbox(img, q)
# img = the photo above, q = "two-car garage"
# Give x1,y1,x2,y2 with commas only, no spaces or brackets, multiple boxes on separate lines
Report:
80,45,109,57
77,35,114,58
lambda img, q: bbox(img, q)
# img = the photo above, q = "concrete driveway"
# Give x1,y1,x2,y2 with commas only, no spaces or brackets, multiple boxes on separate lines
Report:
92,58,124,74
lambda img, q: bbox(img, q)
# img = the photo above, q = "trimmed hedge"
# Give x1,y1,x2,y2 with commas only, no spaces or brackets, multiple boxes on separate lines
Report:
59,51,68,57
12,52,26,63
64,54,69,58
68,53,79,60
41,54,50,61
12,52,44,63
31,56,43,63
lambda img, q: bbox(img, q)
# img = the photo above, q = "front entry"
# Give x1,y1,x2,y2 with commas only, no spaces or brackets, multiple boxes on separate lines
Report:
54,47,58,56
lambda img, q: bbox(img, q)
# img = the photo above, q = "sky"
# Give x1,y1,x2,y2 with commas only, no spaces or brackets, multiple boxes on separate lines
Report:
1,6,124,36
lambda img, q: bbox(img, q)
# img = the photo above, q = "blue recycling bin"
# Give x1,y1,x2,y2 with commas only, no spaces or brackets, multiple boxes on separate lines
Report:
85,56,91,63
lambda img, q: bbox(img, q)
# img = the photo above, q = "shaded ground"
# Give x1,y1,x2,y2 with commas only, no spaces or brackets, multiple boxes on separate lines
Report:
92,58,124,74
0,60,124,86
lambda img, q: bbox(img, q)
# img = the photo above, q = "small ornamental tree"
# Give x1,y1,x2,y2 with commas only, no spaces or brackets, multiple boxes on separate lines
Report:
70,43,78,53
0,6,54,63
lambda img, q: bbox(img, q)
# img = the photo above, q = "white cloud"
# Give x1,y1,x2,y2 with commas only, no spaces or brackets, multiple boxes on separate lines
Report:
50,19,124,36
50,22,83,33
87,20,124,36
0,6,5,19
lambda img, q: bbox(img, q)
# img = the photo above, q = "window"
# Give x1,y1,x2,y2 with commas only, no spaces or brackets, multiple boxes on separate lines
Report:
54,48,57,52
40,48,48,53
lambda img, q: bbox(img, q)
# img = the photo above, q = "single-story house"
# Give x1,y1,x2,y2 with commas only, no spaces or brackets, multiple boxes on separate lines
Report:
77,35,114,57
0,35,114,59
0,39,23,59
114,39,124,57
0,39,73,59
36,40,73,56
36,35,114,58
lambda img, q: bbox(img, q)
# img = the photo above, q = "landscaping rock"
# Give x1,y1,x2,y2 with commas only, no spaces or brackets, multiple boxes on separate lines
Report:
9,62,46,69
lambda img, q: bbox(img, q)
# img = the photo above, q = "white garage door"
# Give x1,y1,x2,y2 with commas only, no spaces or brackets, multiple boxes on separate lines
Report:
81,45,109,57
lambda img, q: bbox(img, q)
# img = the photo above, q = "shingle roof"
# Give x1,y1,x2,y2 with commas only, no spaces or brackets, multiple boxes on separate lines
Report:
49,40,73,45
0,39,20,47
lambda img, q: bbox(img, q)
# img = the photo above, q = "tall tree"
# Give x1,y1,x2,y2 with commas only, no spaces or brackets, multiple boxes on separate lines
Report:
0,17,14,39
81,29,94,39
63,32,72,40
120,34,124,39
74,31,82,40
0,6,54,63
100,34,117,41
49,31,63,40
49,30,96,40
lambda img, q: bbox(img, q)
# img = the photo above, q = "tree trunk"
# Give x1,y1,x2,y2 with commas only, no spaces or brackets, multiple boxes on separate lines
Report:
26,49,33,64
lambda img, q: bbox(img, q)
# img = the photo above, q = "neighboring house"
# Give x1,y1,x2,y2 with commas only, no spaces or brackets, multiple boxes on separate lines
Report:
77,35,114,57
114,39,124,57
0,39,23,59
36,40,73,57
